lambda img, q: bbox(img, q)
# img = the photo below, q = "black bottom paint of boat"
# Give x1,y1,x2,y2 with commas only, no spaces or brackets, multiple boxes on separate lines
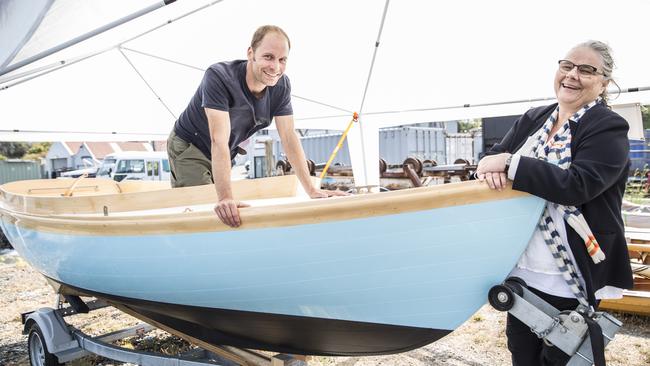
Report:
53,280,451,356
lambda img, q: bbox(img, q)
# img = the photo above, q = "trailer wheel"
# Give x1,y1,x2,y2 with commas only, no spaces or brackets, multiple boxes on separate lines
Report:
28,323,62,366
422,159,437,167
402,157,423,175
454,158,470,166
276,159,291,174
505,276,527,296
379,158,387,174
488,285,515,312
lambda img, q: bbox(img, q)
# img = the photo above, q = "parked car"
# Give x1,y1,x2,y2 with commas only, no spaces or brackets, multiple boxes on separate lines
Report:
58,166,98,178
96,151,170,182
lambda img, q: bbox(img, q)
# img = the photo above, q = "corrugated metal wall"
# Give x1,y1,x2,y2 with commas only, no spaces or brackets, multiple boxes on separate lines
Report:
379,127,446,164
473,131,483,162
300,133,351,165
446,133,476,164
0,160,43,184
296,126,479,166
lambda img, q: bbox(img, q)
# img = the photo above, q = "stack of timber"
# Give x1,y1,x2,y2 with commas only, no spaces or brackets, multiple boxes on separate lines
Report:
599,227,650,316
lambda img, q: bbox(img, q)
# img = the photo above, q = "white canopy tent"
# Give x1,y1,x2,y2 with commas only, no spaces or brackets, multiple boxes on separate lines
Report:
1,0,650,187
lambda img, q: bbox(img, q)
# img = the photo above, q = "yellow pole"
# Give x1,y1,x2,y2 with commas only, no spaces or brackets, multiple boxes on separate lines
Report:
320,112,359,179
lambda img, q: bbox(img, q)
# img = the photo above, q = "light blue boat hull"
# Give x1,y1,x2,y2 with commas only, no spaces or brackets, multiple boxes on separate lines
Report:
1,194,545,355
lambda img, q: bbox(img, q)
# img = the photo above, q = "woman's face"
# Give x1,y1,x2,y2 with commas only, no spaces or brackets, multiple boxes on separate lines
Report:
554,46,609,111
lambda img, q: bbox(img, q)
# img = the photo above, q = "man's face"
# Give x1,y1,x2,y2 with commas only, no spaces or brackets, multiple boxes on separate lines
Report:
247,32,289,87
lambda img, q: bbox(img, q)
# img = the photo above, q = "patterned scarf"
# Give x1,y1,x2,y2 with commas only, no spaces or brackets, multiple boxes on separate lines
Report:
522,99,605,306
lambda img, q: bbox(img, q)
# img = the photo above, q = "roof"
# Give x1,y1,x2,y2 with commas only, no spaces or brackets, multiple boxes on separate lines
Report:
62,141,84,155
117,142,150,152
83,142,115,160
75,141,166,160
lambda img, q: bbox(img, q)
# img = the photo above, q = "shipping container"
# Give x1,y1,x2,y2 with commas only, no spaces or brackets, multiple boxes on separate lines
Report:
0,159,43,184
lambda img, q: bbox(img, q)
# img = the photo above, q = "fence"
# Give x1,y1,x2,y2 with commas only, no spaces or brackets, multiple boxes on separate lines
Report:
0,159,43,185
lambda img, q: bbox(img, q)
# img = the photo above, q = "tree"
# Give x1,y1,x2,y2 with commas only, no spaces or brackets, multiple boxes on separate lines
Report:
458,118,482,133
0,142,51,160
27,142,51,155
23,142,52,160
0,142,29,159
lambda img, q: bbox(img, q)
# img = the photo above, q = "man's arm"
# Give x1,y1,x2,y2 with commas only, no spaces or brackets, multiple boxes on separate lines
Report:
275,115,347,198
206,108,249,227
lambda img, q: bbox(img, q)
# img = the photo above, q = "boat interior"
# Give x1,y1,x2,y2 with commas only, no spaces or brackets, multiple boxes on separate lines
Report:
0,175,312,216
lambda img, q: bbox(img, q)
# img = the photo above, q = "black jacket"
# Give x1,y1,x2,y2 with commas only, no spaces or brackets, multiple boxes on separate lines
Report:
489,103,633,305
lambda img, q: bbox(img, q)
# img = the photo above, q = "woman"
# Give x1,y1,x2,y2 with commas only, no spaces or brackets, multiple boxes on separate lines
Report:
476,40,633,365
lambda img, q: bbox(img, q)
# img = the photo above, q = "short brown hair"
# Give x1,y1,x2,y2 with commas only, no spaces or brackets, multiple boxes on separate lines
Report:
250,25,290,51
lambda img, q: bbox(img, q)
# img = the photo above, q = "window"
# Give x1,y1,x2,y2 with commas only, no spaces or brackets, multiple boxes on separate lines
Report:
116,159,145,174
97,158,116,176
147,161,159,176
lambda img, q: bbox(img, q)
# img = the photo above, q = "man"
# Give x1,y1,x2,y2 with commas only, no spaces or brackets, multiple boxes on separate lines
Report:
168,25,345,227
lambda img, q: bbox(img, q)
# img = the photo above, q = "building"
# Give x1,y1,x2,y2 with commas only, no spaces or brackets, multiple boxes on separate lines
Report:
45,141,166,178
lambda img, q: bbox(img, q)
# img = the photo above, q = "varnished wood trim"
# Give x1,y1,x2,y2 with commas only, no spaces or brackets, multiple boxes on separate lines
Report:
0,179,531,236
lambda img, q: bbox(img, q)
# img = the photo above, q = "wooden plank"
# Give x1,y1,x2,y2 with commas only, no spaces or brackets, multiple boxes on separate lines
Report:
628,243,650,253
599,291,650,316
625,227,650,243
633,279,650,292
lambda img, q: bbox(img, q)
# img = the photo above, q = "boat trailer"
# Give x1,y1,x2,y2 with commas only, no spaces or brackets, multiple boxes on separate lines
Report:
22,280,623,366
489,277,622,366
21,295,308,366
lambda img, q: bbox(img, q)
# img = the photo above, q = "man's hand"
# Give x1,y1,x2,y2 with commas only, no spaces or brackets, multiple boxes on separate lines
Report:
214,199,250,227
476,153,510,191
307,188,349,199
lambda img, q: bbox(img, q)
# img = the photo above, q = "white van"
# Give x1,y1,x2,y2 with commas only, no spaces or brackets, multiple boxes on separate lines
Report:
97,151,170,182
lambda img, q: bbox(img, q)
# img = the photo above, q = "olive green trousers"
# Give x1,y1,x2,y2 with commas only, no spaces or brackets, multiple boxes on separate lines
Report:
167,130,213,188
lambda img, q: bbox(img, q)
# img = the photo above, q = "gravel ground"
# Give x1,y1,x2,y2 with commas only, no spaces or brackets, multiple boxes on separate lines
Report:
1,250,649,366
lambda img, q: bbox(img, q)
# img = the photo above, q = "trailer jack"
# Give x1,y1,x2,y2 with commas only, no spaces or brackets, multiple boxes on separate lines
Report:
488,277,621,366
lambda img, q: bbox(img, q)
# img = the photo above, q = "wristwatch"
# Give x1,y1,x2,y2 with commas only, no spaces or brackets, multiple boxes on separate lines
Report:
504,154,512,172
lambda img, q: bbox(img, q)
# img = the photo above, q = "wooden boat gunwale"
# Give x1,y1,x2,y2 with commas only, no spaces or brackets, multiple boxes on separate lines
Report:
0,177,532,236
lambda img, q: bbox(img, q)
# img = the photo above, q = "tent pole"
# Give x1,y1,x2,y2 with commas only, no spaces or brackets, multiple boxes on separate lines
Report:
359,86,650,117
356,0,391,188
0,0,177,77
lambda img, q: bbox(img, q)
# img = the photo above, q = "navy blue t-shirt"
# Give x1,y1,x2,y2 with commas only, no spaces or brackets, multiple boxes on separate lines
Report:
173,60,293,159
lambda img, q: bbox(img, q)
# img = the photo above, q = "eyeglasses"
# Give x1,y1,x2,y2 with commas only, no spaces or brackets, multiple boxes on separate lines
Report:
558,60,605,77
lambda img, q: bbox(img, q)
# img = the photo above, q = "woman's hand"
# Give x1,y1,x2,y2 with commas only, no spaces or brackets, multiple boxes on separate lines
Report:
476,153,511,191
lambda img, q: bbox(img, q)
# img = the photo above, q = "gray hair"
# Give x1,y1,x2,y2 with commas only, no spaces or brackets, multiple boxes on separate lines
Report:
573,40,618,105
